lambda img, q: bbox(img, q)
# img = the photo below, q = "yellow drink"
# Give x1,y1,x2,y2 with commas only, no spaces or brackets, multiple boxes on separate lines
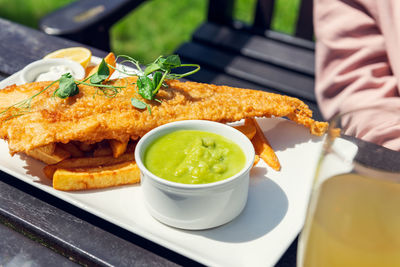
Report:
300,173,400,267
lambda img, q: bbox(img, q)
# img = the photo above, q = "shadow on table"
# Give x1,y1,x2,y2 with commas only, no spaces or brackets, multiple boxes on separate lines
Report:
19,154,52,186
260,119,324,153
187,175,288,243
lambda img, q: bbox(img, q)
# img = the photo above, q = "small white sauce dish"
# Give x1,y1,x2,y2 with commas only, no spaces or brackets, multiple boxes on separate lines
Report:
20,58,85,84
135,120,255,230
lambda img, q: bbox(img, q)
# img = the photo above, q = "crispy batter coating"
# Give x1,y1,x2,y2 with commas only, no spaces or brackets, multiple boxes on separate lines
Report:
0,77,328,154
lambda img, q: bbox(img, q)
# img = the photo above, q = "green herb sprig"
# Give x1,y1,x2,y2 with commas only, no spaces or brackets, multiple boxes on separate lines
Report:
0,54,200,118
121,54,200,112
90,59,109,84
53,73,79,99
0,58,124,118
0,79,59,118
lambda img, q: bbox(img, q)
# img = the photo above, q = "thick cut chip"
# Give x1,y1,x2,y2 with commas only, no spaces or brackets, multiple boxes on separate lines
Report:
77,142,94,152
53,161,140,191
39,143,56,154
93,145,113,157
27,144,70,165
58,142,84,158
43,152,134,179
233,124,256,140
246,118,281,171
253,155,260,167
109,139,128,158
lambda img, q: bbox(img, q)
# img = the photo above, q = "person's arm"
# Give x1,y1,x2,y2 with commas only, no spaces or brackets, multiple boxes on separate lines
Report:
314,0,400,150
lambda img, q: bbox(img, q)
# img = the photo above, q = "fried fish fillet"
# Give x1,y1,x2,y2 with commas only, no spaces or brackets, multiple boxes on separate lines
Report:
0,77,327,154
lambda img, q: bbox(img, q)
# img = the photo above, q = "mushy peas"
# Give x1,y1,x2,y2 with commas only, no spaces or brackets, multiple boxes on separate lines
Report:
144,130,246,184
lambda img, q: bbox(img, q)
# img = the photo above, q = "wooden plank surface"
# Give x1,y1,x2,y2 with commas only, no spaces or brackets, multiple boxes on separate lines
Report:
207,0,234,25
0,18,106,76
192,23,315,75
295,0,314,40
177,42,316,102
253,0,275,30
176,21,322,123
0,174,188,266
0,222,78,267
179,62,322,121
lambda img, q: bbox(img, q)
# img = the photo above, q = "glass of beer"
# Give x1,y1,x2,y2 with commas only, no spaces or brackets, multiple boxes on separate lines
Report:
297,107,400,267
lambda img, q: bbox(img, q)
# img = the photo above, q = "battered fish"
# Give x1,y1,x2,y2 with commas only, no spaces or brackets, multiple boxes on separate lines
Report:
0,77,327,154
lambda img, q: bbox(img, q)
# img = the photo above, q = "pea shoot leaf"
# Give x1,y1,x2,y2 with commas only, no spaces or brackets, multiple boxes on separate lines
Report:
165,54,181,66
55,73,79,99
131,98,146,109
157,55,181,70
2,54,199,119
116,54,199,114
90,59,109,84
137,76,155,100
131,98,151,114
152,71,163,89
144,62,161,76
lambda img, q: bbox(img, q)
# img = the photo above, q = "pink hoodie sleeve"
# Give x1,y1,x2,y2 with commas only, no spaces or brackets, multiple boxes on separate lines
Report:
314,0,400,150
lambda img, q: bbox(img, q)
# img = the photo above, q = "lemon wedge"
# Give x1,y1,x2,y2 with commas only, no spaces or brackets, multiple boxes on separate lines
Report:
44,47,92,69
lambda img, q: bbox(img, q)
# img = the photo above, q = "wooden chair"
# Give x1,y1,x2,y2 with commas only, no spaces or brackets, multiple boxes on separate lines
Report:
40,0,321,120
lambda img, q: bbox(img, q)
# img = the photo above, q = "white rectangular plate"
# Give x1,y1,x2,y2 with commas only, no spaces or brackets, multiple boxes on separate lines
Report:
0,57,324,267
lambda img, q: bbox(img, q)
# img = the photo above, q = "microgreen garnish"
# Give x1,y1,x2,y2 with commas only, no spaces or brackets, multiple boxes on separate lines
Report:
125,54,200,113
0,80,58,118
131,98,151,114
90,59,109,84
137,76,155,100
53,73,79,99
0,54,200,118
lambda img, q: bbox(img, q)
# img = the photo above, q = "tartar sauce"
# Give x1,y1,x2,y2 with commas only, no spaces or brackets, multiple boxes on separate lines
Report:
35,65,76,82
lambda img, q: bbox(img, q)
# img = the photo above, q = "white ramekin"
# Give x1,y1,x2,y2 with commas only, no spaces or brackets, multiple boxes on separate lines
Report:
20,58,85,83
135,120,255,230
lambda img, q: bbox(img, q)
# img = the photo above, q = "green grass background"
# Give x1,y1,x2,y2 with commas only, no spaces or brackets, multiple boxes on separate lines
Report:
0,0,299,63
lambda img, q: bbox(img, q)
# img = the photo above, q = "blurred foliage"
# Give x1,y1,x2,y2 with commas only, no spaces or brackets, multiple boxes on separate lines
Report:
0,0,74,28
110,0,207,63
272,0,300,34
0,0,299,63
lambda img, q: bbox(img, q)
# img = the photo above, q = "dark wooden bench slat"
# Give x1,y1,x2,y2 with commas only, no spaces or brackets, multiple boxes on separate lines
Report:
207,0,234,25
253,0,275,30
181,60,283,94
263,29,315,50
179,60,322,121
39,0,147,51
295,0,314,40
40,0,145,34
0,18,107,76
0,222,78,266
176,42,315,102
192,22,315,75
181,64,322,121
